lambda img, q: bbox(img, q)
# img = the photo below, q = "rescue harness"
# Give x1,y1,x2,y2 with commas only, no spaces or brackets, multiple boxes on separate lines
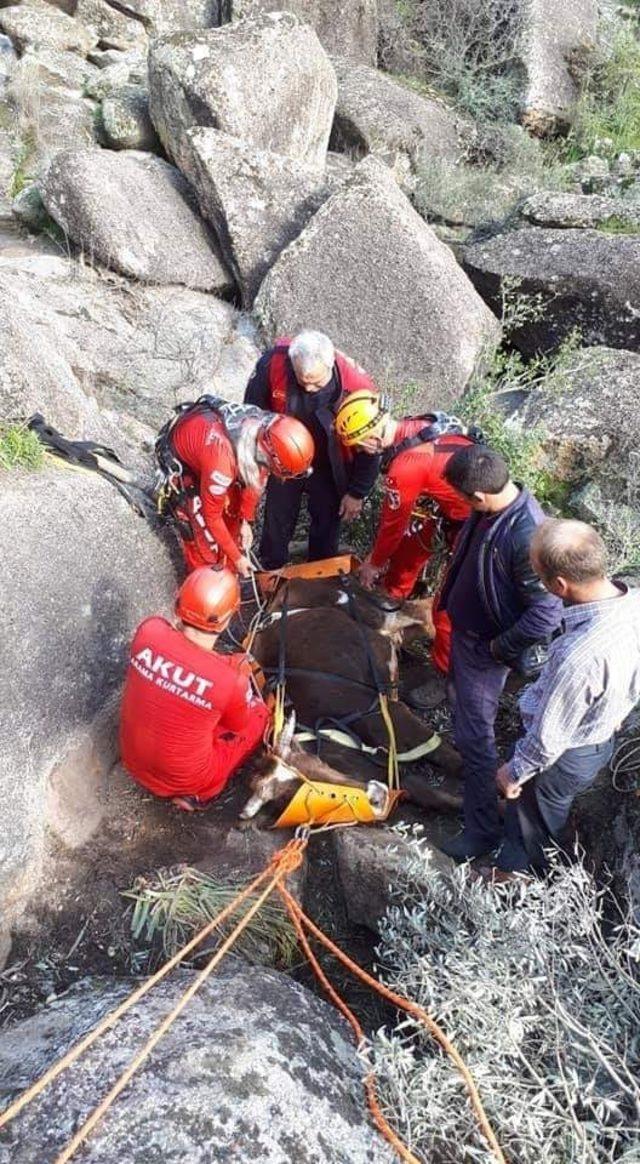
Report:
27,414,154,519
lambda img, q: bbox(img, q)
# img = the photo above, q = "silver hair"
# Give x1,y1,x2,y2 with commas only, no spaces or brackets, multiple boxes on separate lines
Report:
288,331,335,374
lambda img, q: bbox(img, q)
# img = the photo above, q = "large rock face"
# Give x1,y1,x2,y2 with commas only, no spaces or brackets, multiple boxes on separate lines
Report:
330,60,466,191
230,0,378,64
0,969,390,1162
148,12,338,173
0,251,258,433
75,0,149,51
183,127,332,306
517,0,598,135
462,227,640,354
7,46,101,175
519,191,640,231
114,0,221,35
41,148,233,292
337,826,454,931
0,0,97,54
0,469,177,962
510,346,640,498
255,157,501,406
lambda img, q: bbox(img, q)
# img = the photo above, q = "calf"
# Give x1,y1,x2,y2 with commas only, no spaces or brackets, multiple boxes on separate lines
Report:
264,576,435,644
251,606,463,814
240,713,390,822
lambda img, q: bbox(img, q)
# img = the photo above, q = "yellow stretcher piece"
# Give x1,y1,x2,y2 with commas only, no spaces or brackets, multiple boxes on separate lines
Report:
274,780,402,829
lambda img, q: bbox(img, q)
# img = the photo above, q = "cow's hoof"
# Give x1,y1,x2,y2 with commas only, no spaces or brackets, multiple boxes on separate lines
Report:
430,738,463,778
236,816,264,832
401,771,463,813
402,674,446,709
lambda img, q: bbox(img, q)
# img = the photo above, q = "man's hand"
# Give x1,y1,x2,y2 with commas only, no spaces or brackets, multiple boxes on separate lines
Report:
339,493,364,522
496,762,522,799
240,520,253,552
236,555,253,579
359,559,381,589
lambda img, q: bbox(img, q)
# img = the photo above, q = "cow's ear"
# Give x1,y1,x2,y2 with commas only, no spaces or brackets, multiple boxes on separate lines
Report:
275,710,296,759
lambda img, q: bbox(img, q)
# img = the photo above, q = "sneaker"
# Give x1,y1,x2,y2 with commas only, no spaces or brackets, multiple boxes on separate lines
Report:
440,830,501,863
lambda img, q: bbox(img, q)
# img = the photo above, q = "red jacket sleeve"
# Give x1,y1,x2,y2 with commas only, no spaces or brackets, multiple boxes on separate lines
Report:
199,436,243,565
220,657,263,733
239,481,264,521
370,454,423,567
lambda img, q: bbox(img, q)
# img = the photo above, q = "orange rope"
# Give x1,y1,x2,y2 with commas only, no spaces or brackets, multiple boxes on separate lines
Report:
280,886,421,1163
54,841,306,1164
0,836,504,1164
278,883,506,1164
0,845,299,1131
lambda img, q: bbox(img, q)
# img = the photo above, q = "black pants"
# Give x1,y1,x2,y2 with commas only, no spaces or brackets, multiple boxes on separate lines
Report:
259,466,342,570
500,739,615,871
448,629,509,845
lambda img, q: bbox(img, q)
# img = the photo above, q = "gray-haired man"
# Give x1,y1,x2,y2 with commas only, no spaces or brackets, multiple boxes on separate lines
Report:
244,330,381,568
492,518,640,877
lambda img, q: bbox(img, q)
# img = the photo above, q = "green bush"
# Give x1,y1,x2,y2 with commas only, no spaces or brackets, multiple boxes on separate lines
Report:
563,27,640,161
373,828,640,1163
387,0,524,123
0,423,44,471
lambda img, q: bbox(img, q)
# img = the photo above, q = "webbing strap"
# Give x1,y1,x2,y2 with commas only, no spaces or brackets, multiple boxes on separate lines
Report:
294,727,442,762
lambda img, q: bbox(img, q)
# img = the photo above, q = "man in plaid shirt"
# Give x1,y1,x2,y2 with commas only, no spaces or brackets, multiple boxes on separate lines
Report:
493,518,640,876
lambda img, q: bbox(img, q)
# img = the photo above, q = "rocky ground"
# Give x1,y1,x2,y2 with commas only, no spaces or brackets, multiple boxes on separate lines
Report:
0,0,639,1157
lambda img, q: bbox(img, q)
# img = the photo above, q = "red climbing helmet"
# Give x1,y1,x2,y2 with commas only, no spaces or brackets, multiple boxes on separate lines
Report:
175,566,241,632
259,415,314,479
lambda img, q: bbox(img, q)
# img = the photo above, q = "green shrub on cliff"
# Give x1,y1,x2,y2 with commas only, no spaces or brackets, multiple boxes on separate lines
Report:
0,423,43,471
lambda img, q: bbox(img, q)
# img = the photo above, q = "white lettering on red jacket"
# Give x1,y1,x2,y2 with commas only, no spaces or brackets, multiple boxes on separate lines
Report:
134,648,214,701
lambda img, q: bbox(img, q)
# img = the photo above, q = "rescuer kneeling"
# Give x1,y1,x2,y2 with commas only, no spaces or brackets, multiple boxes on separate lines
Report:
119,566,270,811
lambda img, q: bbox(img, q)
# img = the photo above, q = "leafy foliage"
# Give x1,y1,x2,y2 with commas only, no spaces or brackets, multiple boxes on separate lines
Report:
372,827,640,1163
0,423,44,472
124,865,298,970
563,27,640,162
387,0,525,122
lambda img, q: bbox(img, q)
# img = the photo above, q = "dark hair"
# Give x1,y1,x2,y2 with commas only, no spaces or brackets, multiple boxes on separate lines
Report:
444,445,509,496
532,519,607,584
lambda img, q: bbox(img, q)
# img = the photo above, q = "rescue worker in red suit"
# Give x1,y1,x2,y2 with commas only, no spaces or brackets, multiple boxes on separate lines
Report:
244,331,381,569
119,566,270,812
158,398,315,577
335,393,477,674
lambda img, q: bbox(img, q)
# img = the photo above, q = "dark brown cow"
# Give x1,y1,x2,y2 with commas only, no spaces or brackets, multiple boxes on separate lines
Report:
242,585,463,820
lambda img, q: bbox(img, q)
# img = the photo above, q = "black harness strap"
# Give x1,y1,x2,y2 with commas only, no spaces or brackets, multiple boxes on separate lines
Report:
342,574,395,699
261,665,383,695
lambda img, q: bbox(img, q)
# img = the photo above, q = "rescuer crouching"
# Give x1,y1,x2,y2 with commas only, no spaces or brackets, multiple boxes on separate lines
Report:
119,566,270,812
155,396,315,578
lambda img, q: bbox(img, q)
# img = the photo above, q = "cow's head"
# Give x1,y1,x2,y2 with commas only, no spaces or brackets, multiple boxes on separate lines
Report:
240,712,302,819
239,710,390,821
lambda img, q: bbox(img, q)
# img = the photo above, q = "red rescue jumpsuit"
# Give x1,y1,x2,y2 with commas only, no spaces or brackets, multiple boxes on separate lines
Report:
369,421,472,673
119,616,270,801
171,410,265,573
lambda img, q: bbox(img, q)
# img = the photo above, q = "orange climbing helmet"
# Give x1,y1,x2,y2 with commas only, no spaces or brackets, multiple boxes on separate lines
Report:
175,565,241,633
259,415,314,479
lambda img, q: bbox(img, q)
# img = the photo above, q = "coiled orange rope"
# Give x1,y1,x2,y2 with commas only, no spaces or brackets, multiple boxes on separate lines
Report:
0,836,506,1164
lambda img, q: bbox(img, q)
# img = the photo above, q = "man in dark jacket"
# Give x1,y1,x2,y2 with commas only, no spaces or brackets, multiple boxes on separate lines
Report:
437,446,563,861
244,330,380,569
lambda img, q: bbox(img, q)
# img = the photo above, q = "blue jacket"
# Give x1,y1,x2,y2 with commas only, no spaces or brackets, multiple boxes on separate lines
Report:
440,488,563,665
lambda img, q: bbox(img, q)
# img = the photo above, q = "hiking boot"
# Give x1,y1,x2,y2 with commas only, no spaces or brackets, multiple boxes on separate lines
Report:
440,830,501,863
